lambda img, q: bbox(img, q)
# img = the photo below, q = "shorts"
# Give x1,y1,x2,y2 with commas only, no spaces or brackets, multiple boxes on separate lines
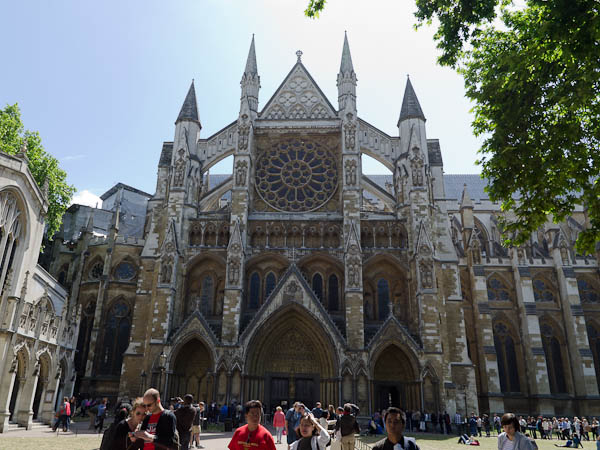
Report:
192,425,200,434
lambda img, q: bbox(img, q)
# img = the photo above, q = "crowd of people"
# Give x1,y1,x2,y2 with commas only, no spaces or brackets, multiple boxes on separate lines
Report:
55,391,600,450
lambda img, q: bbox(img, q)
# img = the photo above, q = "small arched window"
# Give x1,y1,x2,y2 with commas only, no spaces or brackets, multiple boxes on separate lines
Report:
265,272,276,301
89,261,104,280
249,272,261,309
487,275,511,301
377,278,390,320
99,301,131,376
328,274,339,311
312,273,323,302
533,278,555,302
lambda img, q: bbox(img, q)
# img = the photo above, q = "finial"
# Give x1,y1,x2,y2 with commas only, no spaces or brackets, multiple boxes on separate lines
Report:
296,50,303,62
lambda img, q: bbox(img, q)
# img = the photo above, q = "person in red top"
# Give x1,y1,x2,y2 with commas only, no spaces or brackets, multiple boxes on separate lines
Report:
132,388,177,450
273,406,286,444
229,400,276,450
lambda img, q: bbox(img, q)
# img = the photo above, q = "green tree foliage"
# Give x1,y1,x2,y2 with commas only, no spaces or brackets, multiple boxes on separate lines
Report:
307,0,600,254
305,0,327,18
0,104,75,243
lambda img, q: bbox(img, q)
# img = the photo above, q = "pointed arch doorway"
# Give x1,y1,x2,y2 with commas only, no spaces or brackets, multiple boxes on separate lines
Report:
372,344,420,412
167,338,214,403
245,305,339,414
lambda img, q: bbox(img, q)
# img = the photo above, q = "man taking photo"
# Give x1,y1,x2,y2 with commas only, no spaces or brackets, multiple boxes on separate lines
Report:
372,407,420,450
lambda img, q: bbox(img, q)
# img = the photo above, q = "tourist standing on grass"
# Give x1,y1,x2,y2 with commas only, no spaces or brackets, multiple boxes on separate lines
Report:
290,412,329,450
191,401,205,449
273,406,286,444
372,407,420,450
498,413,535,450
131,388,178,450
228,400,276,450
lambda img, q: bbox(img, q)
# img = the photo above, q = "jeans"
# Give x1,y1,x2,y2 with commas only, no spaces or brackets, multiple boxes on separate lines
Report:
275,427,283,443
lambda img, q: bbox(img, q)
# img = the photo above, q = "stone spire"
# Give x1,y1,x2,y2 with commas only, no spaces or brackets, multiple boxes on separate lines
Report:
241,35,260,114
337,32,357,113
176,80,201,126
398,76,425,125
339,31,354,74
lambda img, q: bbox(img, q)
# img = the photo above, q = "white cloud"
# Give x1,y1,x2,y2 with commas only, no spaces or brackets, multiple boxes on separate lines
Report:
71,190,101,208
62,154,86,161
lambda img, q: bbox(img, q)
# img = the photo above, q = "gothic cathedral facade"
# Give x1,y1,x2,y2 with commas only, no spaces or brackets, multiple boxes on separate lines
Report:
47,35,600,417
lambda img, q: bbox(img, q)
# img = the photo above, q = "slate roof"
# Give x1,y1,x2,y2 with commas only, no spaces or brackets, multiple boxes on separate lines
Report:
398,77,425,122
159,142,173,167
427,140,443,167
244,35,258,75
339,32,354,73
176,81,200,124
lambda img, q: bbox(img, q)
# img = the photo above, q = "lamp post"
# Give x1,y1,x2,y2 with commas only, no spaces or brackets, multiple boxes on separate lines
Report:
159,351,167,396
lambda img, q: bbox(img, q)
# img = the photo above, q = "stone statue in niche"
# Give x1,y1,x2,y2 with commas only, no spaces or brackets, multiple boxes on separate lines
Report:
160,256,173,284
411,152,424,186
345,159,357,185
560,243,569,265
235,160,248,186
238,114,250,151
471,238,482,265
517,247,527,265
173,148,186,187
347,255,361,289
344,114,356,150
420,260,434,289
228,257,240,285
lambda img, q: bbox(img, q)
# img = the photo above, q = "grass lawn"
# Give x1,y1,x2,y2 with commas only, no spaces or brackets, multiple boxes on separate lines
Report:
358,433,600,450
0,435,102,450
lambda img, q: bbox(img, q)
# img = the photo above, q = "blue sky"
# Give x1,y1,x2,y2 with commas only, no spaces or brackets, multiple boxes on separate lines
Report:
0,1,482,207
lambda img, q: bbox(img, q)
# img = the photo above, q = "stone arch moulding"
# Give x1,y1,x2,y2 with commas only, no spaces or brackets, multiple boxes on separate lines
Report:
0,186,30,246
165,325,218,372
238,265,346,356
13,342,30,378
184,251,227,273
367,317,423,374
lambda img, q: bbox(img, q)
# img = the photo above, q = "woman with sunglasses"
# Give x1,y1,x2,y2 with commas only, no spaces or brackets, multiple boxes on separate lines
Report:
104,398,147,450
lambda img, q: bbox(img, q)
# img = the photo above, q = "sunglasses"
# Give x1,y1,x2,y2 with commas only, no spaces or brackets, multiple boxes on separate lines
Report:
135,411,145,416
142,403,154,408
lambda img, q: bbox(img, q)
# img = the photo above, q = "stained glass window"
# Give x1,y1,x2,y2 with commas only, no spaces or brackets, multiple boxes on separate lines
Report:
115,261,136,281
487,276,511,301
99,301,131,376
587,323,600,392
89,262,103,280
493,322,521,392
312,273,323,302
578,279,600,303
249,273,260,309
377,279,390,320
255,138,338,212
265,272,276,301
200,276,214,316
328,274,339,311
533,278,555,302
540,322,567,394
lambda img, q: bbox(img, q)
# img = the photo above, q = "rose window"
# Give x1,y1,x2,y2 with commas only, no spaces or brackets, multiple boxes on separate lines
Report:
255,139,338,212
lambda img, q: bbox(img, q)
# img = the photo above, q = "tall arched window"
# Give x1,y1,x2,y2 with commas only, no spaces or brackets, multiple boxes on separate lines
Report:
492,322,521,392
328,274,339,311
540,322,567,394
312,273,323,302
377,278,390,320
265,272,276,301
577,278,600,303
75,301,95,373
587,323,600,392
99,301,131,376
200,276,214,316
0,191,23,294
249,272,261,309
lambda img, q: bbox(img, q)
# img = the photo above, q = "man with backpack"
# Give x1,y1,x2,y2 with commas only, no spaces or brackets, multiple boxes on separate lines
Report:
132,388,179,450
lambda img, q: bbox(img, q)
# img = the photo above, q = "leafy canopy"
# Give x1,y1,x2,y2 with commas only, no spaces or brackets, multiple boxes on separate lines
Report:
307,0,600,254
0,104,75,243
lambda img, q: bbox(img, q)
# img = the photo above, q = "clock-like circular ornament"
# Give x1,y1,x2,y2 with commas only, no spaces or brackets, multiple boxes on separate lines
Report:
255,138,338,212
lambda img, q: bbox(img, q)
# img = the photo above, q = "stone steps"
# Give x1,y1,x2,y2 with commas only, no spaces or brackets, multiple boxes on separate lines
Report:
5,420,52,433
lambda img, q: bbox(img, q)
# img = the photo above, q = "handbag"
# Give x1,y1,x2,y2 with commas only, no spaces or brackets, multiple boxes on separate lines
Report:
283,429,287,435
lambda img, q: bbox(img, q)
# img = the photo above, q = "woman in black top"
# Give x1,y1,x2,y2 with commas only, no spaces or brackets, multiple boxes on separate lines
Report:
103,398,147,450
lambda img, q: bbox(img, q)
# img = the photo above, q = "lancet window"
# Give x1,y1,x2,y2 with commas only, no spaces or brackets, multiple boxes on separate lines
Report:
98,300,131,376
492,322,521,392
0,190,23,294
540,321,568,394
